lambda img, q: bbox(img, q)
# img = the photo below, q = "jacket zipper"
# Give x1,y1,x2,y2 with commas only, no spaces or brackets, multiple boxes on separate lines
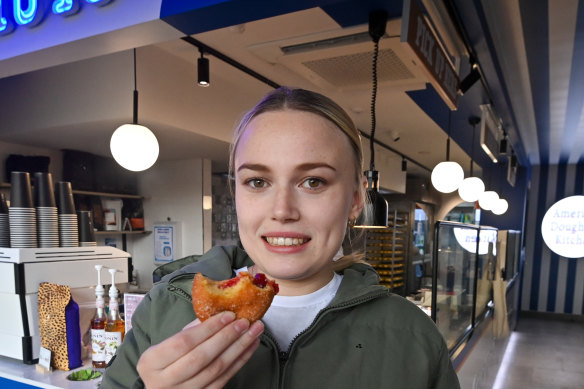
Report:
167,284,192,302
278,289,388,387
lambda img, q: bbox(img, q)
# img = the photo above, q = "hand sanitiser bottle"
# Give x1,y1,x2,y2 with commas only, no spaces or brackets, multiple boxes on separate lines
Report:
104,268,125,365
91,265,107,368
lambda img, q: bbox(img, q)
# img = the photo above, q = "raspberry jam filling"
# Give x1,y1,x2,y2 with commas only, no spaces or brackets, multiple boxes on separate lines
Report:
254,273,279,293
218,277,241,289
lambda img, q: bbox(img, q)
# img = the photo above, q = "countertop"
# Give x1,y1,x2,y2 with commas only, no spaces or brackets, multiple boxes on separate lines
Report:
0,356,102,389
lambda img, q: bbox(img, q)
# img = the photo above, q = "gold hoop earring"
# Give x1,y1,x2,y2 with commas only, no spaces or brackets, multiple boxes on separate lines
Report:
347,218,356,227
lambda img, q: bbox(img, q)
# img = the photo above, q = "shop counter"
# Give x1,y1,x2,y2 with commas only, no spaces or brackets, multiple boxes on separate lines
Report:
0,356,102,388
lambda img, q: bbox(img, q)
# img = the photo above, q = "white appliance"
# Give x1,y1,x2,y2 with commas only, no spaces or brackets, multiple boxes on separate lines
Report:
0,246,130,364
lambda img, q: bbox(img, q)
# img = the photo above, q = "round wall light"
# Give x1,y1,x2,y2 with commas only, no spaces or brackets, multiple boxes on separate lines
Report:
431,161,464,193
110,124,159,172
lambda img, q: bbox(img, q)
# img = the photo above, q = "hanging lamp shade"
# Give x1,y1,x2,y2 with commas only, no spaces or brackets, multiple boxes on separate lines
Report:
458,176,485,202
431,161,464,193
491,198,509,215
354,170,388,228
353,11,388,229
110,124,159,171
478,190,499,211
111,48,159,172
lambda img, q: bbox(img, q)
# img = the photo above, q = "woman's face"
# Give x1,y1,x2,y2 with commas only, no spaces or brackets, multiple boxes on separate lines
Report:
234,109,364,295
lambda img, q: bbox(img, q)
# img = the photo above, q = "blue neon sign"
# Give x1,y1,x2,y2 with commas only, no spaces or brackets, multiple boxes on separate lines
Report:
0,0,114,35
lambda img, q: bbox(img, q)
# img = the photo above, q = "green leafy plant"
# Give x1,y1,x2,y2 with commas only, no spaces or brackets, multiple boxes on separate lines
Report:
67,369,102,381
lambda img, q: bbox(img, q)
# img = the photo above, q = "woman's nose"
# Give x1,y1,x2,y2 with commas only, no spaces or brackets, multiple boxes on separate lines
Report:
271,186,300,222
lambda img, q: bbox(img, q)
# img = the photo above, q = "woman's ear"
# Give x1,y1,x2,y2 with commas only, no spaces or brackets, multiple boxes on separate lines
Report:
349,176,367,221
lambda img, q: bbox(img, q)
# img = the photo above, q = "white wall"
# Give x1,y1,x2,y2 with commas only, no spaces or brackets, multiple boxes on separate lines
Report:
131,158,210,290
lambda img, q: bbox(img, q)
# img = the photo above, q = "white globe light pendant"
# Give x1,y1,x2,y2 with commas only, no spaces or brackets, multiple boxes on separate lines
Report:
458,176,485,202
110,124,159,172
491,198,509,215
478,190,499,211
431,161,464,193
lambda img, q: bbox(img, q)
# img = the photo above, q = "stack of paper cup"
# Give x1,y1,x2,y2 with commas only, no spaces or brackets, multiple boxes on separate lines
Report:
9,171,38,248
56,181,78,247
34,172,59,248
78,210,97,247
0,193,9,247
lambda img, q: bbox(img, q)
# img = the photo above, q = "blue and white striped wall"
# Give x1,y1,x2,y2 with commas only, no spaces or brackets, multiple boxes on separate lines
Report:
521,162,584,315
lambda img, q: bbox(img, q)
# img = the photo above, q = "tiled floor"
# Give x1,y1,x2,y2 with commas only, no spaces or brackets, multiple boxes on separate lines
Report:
492,315,584,389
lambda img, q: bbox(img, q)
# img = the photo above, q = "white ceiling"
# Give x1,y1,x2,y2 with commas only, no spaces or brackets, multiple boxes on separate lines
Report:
0,7,474,181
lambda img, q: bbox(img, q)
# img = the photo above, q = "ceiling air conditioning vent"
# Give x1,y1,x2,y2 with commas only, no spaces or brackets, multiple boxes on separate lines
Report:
302,49,416,88
249,20,428,92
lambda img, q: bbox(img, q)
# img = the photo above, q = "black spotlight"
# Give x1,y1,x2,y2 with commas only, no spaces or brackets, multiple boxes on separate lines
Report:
499,133,508,154
198,52,210,87
459,65,480,95
401,157,407,172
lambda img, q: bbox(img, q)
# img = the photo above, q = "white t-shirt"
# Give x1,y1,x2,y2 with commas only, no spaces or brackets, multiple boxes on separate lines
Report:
236,267,343,351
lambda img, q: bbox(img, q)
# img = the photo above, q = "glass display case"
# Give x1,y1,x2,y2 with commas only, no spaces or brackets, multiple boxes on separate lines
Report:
430,221,497,351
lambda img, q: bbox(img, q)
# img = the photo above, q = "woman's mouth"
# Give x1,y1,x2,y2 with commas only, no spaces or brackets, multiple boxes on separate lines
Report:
264,236,310,246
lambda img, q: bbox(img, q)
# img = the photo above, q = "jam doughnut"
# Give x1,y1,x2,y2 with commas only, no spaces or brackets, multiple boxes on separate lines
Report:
192,271,279,322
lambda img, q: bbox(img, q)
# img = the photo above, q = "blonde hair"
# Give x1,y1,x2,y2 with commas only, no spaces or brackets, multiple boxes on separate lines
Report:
229,87,369,270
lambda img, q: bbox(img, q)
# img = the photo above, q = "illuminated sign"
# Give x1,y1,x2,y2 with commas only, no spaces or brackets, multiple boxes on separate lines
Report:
0,0,113,36
453,228,497,255
541,195,584,259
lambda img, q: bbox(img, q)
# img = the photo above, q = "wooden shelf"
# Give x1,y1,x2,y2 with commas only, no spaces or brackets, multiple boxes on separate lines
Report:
72,189,144,199
1,183,144,199
95,230,151,235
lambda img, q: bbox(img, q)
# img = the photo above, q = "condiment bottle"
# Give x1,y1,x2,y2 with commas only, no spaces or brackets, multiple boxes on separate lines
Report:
104,268,125,365
91,265,107,368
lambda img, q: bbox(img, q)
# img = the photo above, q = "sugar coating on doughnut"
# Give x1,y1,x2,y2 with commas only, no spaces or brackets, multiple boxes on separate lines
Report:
192,271,278,322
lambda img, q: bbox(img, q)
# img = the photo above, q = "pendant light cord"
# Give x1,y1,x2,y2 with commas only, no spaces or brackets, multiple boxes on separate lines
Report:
133,48,138,125
369,39,379,171
446,110,451,161
470,121,476,176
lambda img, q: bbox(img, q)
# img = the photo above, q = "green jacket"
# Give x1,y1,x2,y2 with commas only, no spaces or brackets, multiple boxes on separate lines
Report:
101,246,460,389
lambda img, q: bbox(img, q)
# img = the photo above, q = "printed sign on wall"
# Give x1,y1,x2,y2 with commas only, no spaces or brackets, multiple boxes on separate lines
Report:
541,196,584,258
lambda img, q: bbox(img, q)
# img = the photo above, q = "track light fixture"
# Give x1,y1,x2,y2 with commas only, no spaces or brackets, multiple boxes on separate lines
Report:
499,131,508,154
402,157,407,172
459,63,480,95
198,50,210,87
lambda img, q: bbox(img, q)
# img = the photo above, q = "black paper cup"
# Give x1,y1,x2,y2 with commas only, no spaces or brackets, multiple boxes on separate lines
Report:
34,172,56,208
56,181,76,215
78,210,96,242
0,193,8,214
10,171,34,208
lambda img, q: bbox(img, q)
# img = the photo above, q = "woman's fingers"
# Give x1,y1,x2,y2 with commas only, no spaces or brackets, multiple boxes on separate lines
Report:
137,311,236,385
162,318,263,385
137,313,265,389
182,320,265,389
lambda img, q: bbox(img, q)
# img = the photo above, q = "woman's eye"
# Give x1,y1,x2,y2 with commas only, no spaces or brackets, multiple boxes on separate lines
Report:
302,178,324,189
247,178,267,189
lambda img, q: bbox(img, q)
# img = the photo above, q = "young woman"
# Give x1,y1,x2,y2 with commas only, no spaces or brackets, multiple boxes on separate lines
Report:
101,87,460,389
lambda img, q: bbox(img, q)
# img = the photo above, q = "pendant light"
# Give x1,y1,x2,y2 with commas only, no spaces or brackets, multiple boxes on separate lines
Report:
478,190,499,211
458,117,485,202
491,198,509,215
110,48,159,172
431,111,464,193
354,10,388,229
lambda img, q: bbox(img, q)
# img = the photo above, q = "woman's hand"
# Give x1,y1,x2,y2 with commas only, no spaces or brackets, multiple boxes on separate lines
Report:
136,311,264,389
